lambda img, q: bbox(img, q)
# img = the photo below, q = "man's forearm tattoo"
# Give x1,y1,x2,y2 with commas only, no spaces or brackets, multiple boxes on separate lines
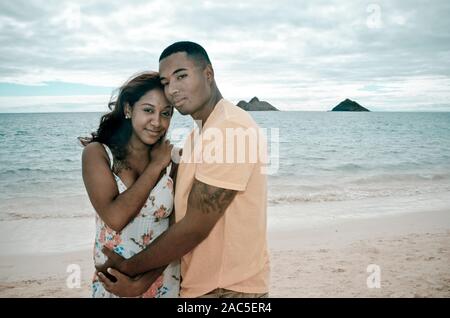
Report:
189,181,237,214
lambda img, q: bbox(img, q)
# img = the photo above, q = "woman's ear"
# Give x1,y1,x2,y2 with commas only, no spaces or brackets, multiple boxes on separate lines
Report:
124,103,132,119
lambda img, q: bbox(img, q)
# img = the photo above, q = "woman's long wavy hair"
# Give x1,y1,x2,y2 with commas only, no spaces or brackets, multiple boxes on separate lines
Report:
79,72,165,161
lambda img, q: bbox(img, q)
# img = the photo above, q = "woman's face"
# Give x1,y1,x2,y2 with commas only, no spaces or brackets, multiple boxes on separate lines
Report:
126,88,173,146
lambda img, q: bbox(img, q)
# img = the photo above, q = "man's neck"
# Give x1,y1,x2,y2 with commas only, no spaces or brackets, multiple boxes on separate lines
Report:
192,89,223,128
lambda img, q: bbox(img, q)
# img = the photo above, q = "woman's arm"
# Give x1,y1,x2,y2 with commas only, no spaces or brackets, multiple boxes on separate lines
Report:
82,141,172,232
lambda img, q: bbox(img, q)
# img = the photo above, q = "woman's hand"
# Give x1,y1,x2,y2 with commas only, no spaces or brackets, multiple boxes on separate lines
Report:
150,139,173,169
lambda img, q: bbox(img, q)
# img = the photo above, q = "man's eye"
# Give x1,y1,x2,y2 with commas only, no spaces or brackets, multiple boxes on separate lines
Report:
161,82,168,86
177,74,187,80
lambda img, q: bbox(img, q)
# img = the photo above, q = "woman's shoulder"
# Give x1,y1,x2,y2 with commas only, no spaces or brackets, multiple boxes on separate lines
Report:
83,141,105,154
82,142,109,163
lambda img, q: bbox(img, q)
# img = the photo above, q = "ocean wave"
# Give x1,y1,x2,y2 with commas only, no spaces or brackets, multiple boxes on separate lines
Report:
303,156,327,161
0,167,80,176
349,172,450,184
268,193,343,204
268,183,450,205
334,163,364,171
270,170,450,186
62,158,78,162
1,211,93,221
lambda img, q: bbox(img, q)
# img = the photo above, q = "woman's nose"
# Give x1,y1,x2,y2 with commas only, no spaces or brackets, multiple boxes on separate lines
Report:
150,114,161,127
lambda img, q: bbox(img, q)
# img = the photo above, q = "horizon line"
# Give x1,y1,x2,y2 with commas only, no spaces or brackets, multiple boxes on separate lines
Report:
1,110,450,114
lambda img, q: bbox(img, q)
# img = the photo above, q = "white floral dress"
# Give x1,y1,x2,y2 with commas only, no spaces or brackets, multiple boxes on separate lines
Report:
92,144,180,298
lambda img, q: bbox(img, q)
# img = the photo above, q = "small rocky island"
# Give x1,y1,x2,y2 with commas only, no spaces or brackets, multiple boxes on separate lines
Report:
237,97,279,111
331,99,370,112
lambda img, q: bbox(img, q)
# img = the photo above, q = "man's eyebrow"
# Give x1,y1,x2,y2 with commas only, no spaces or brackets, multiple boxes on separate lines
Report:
160,68,187,81
173,68,187,75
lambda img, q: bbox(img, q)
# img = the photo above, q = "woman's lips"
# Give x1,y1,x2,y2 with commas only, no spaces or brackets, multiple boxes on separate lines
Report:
145,129,162,136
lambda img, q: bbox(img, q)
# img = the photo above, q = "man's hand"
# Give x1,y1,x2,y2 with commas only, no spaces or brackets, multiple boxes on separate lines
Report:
97,268,148,297
97,266,166,297
95,246,126,277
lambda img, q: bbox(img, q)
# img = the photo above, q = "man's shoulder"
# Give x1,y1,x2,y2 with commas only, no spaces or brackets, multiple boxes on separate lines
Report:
218,99,259,130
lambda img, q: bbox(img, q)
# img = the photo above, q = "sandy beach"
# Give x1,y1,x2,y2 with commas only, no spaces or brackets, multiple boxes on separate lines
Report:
1,208,449,298
2,0,450,301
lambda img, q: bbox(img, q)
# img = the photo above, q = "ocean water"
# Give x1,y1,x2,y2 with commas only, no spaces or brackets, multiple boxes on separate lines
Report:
0,111,449,255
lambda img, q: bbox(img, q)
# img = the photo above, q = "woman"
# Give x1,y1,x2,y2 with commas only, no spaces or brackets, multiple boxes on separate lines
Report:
80,72,180,298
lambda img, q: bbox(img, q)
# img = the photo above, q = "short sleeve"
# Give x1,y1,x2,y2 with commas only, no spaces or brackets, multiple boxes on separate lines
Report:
194,122,259,191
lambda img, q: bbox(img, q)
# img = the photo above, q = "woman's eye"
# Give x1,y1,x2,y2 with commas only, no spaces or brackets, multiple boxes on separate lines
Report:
144,108,154,113
162,111,171,117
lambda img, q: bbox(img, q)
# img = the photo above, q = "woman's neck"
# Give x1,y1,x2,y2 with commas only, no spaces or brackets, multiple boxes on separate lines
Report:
127,134,149,160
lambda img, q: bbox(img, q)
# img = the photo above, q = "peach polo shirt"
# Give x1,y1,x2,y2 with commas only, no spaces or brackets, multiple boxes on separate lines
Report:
174,98,270,298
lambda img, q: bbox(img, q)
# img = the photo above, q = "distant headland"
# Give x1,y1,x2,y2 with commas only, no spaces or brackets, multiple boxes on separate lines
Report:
331,99,370,112
237,97,279,111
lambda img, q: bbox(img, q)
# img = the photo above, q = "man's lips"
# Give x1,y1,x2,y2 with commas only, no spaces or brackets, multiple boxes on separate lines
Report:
173,97,186,106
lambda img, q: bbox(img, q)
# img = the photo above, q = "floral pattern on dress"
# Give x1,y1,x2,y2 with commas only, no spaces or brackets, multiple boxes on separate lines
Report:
91,144,180,298
154,204,170,218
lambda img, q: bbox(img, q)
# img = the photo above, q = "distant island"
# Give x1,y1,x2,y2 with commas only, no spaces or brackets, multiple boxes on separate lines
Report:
331,99,370,112
237,97,279,111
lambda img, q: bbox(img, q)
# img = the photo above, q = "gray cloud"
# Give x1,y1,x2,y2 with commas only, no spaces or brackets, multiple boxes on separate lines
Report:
1,0,450,111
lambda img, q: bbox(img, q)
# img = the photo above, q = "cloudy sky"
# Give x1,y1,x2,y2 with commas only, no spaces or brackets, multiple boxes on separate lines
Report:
1,0,450,112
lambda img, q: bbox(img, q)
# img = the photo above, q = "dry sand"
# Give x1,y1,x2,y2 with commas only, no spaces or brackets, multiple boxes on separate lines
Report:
1,209,449,298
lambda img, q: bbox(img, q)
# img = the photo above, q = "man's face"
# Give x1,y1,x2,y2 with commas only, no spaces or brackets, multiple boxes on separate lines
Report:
159,52,211,115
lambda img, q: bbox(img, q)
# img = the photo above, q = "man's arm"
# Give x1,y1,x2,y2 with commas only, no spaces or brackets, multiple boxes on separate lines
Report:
118,179,237,277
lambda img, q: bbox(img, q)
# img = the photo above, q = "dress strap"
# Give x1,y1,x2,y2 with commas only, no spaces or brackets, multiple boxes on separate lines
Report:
165,162,172,175
101,144,114,170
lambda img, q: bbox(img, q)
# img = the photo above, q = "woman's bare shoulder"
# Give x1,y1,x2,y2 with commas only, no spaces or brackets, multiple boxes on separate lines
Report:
82,142,108,163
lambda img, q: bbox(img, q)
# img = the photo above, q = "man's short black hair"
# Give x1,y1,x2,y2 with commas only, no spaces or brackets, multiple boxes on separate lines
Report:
159,41,211,67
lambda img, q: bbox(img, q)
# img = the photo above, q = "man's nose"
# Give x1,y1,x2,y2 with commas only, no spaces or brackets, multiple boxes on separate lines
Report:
167,81,179,97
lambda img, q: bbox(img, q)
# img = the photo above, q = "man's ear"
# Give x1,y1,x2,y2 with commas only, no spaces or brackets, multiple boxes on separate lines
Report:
205,64,214,84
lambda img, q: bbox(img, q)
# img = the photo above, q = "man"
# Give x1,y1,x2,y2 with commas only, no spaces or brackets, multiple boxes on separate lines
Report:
97,41,270,298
